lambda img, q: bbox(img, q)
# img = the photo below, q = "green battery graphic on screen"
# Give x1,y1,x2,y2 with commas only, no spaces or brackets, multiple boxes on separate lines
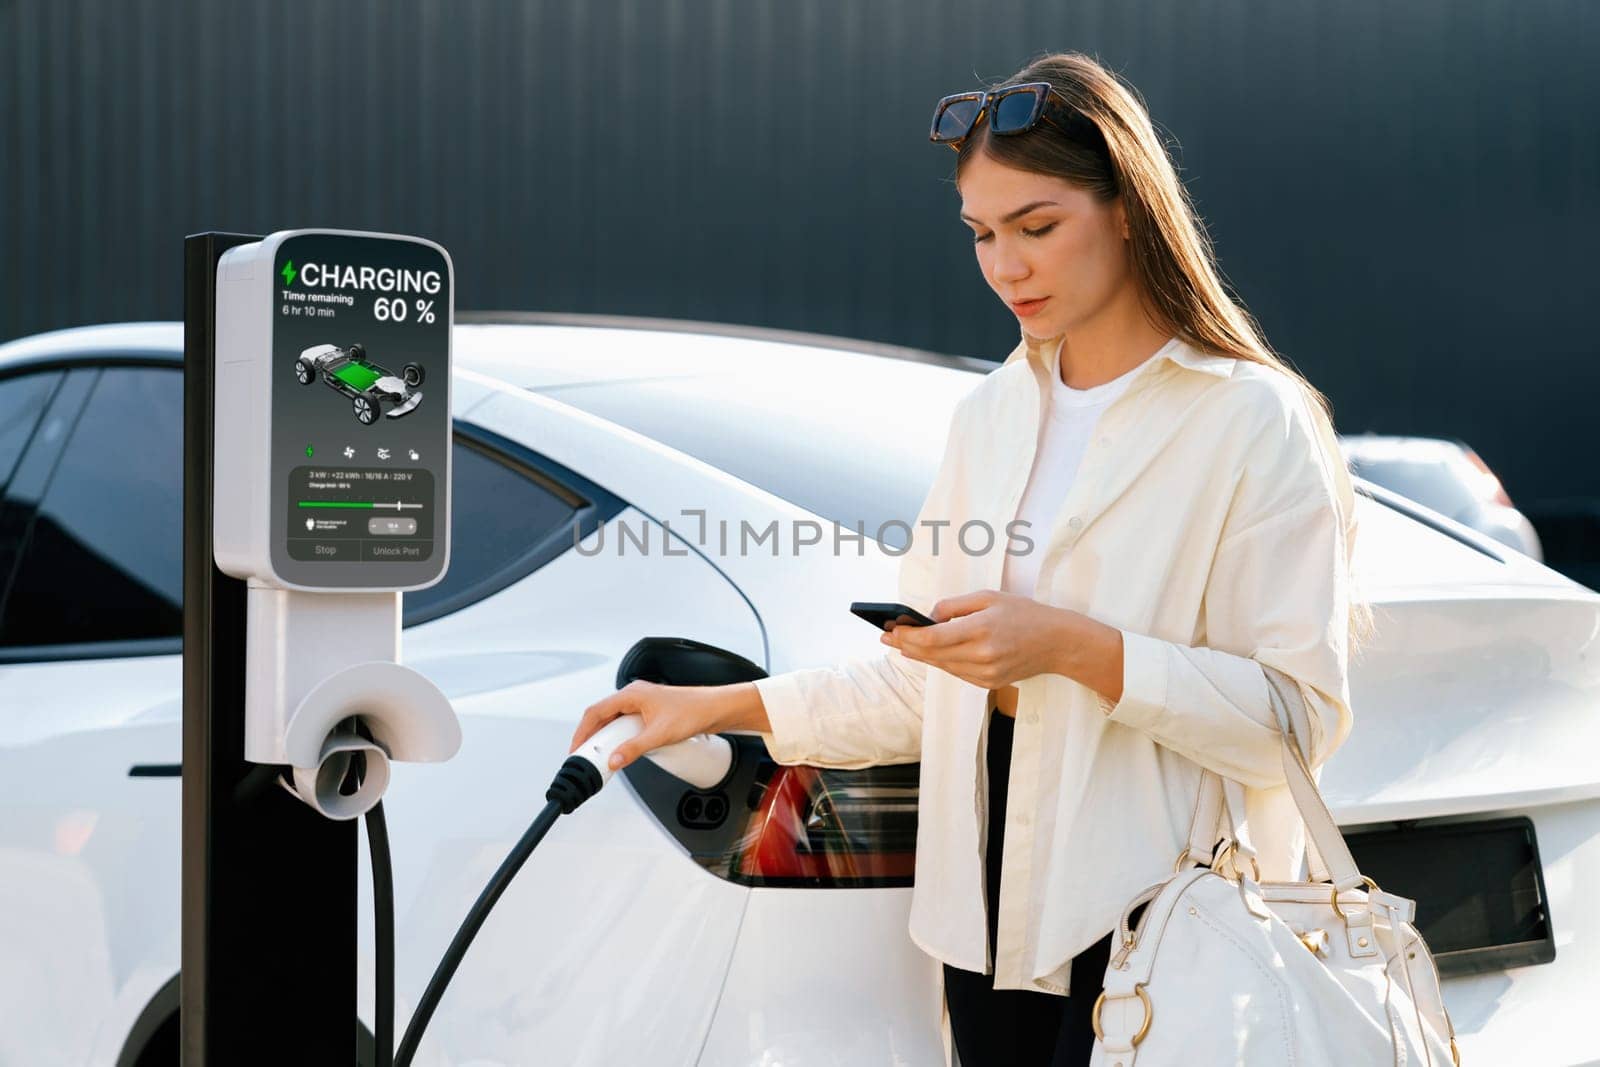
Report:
294,341,426,425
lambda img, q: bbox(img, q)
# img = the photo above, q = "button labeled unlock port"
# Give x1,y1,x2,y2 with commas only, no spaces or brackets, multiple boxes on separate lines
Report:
368,516,418,536
363,539,430,562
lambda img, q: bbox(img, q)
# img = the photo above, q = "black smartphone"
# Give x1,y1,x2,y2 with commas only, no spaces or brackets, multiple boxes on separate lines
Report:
850,600,938,631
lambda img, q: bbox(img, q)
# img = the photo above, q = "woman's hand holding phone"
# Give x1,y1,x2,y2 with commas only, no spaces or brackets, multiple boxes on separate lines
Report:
875,588,1090,691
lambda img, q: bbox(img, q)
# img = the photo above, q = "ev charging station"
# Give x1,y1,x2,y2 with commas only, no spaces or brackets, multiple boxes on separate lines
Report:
182,228,460,1065
182,228,735,1067
211,228,460,818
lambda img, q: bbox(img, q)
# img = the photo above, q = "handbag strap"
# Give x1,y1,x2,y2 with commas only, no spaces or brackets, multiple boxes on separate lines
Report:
1180,665,1363,891
1196,668,1331,883
1265,664,1330,883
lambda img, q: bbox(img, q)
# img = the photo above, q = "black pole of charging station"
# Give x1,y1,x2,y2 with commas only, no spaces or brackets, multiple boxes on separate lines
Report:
182,233,362,1065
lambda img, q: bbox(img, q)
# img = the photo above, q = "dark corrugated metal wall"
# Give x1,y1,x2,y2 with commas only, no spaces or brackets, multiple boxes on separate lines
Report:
3,0,1596,509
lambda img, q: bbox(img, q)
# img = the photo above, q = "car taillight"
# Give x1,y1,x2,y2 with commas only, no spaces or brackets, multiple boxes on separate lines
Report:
732,764,918,885
1462,447,1514,508
623,735,919,888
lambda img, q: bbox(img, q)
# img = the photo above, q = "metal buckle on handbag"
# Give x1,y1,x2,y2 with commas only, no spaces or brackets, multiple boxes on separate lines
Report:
1091,984,1153,1047
1329,875,1380,920
1209,841,1261,883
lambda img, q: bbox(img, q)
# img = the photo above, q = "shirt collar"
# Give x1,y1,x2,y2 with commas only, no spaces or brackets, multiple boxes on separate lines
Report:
1001,329,1238,381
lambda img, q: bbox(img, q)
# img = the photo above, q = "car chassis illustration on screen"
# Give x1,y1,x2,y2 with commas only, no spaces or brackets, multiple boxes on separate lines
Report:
295,342,425,425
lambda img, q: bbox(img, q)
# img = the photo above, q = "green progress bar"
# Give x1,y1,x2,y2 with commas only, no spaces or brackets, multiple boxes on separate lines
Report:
298,501,375,509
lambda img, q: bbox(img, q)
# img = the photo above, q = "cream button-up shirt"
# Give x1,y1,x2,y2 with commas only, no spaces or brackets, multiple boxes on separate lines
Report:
753,330,1357,1064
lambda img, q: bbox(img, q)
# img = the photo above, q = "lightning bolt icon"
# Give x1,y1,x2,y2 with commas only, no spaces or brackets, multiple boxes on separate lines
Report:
281,260,298,287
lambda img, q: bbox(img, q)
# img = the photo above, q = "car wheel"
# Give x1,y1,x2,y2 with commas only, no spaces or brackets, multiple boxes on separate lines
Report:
354,395,378,425
348,343,365,360
402,362,425,388
295,360,313,385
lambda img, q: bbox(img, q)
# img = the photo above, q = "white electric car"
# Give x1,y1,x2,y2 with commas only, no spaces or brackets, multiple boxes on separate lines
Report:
1,318,1596,1066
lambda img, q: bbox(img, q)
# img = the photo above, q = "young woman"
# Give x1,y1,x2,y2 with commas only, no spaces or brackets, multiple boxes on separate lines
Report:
570,51,1371,1067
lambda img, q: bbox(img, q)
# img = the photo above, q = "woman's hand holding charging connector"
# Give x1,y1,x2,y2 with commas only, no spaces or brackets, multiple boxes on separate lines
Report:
569,680,754,773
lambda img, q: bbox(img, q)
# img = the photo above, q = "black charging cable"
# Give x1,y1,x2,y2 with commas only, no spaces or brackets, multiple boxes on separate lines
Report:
391,753,603,1067
365,801,396,1067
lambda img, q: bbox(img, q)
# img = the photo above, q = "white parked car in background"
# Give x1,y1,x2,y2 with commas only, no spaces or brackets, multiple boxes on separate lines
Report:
1340,432,1544,561
1,318,1596,1066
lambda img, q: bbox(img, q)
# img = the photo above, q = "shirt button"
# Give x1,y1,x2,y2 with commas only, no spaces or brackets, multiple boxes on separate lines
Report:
1025,710,1039,724
1097,436,1110,447
1067,516,1083,531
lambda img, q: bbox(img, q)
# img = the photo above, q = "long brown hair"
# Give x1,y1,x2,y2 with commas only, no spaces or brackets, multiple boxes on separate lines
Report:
956,51,1376,653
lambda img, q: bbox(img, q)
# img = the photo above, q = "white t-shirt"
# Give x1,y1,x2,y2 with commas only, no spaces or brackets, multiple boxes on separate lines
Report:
1000,341,1165,597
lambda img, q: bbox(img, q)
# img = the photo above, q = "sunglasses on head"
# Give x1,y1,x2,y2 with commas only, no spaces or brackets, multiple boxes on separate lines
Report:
928,81,1106,154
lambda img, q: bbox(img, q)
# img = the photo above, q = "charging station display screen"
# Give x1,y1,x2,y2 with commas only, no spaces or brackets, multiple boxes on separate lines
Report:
269,233,451,588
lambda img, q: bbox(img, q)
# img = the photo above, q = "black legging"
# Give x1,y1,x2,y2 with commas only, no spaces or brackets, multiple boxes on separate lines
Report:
942,707,1118,1067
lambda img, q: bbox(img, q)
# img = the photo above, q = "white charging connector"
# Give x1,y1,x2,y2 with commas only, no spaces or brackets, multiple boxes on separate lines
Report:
567,714,734,791
546,714,734,816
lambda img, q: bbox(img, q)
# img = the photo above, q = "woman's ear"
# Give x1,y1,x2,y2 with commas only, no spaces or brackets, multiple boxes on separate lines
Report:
1115,199,1130,240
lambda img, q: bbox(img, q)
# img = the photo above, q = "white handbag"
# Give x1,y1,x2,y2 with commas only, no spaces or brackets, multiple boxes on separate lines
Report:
1089,667,1461,1066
